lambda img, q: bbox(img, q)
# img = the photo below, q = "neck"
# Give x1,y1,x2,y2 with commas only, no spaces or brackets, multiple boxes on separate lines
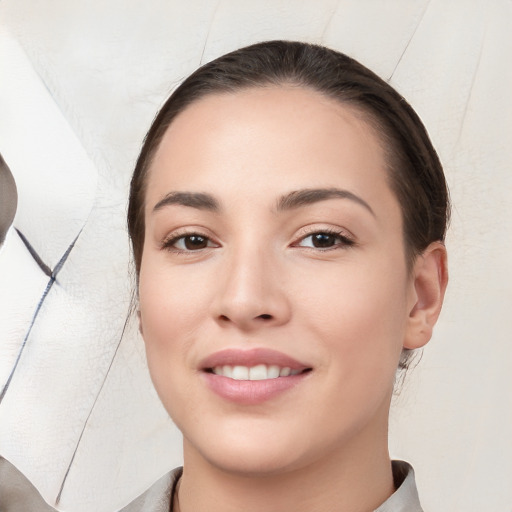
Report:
176,420,394,512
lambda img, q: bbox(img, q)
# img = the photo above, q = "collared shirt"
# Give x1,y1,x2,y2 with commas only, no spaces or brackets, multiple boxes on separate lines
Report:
375,460,423,512
122,460,424,512
0,457,423,511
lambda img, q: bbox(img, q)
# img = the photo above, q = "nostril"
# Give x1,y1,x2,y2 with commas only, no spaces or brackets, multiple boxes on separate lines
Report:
216,312,275,325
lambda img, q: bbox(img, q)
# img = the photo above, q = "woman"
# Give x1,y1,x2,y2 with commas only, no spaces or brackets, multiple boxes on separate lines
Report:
126,40,449,512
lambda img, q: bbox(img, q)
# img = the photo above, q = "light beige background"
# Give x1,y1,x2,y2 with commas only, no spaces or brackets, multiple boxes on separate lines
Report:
0,1,511,511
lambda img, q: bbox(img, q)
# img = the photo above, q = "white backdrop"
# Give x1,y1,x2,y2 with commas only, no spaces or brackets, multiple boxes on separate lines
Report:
0,1,511,511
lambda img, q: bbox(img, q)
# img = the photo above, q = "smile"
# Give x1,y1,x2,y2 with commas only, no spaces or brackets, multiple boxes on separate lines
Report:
200,348,312,404
210,364,305,380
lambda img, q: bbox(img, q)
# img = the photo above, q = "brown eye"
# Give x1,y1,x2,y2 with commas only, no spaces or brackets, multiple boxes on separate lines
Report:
296,231,354,250
311,233,337,248
164,233,217,252
182,235,208,250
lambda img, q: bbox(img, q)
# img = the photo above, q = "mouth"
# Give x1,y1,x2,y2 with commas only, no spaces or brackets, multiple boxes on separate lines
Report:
200,348,312,404
200,347,312,380
205,364,311,380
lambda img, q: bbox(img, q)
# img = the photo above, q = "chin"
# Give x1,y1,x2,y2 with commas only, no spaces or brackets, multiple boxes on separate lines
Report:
183,421,312,477
204,446,302,477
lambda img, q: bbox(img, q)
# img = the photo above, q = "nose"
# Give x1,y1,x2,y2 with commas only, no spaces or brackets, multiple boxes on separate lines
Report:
212,246,291,331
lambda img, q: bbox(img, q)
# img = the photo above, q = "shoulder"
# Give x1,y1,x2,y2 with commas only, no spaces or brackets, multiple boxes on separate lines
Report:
120,467,182,512
0,456,182,512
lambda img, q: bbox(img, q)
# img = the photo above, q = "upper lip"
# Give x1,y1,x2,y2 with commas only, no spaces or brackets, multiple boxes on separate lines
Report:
200,348,311,371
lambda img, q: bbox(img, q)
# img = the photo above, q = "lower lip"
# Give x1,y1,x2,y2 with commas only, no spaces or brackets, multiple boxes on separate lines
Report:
202,372,308,405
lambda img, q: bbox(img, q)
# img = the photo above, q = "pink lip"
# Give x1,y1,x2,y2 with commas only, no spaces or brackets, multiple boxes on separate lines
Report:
200,347,309,371
199,348,312,405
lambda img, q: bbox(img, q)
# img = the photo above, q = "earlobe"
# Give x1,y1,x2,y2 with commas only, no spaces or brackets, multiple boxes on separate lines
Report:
404,241,448,350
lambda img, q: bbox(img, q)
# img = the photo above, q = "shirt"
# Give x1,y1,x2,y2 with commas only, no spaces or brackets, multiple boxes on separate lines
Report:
122,460,423,512
0,457,423,511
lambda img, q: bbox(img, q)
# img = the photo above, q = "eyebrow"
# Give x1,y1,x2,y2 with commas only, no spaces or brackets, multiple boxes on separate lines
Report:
152,191,220,212
152,187,374,216
276,188,375,216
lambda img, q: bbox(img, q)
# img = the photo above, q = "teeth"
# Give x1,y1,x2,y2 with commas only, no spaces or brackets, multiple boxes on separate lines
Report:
211,364,304,380
267,365,280,379
222,365,233,378
249,364,267,380
232,365,249,380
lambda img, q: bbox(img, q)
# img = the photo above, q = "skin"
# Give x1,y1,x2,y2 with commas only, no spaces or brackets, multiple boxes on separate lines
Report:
138,86,447,512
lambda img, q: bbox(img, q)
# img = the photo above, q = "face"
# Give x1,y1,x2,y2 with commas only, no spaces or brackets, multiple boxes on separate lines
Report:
138,86,418,475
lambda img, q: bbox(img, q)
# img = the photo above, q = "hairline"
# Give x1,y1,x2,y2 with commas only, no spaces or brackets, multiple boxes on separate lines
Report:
137,81,419,277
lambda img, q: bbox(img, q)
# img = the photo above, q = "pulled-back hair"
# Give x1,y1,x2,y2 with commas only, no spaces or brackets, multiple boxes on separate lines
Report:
128,40,450,371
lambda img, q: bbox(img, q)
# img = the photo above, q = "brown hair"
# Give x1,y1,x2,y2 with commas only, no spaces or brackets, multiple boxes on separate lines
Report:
129,41,449,272
127,40,450,370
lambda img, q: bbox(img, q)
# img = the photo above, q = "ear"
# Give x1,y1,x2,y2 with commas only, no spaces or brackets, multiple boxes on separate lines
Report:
404,241,448,349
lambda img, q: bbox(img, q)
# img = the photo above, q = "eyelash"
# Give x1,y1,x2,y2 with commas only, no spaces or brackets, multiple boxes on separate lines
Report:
161,230,218,254
293,228,355,251
161,228,355,254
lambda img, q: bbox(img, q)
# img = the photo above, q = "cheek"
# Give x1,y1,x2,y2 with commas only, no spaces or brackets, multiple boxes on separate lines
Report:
139,251,210,341
137,255,204,390
296,255,409,379
137,249,231,415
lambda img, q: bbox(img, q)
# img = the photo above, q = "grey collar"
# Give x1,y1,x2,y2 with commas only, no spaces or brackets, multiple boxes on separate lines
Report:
374,460,423,512
163,460,423,512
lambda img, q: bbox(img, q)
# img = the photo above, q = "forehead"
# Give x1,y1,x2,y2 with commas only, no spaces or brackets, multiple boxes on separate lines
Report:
147,86,397,216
